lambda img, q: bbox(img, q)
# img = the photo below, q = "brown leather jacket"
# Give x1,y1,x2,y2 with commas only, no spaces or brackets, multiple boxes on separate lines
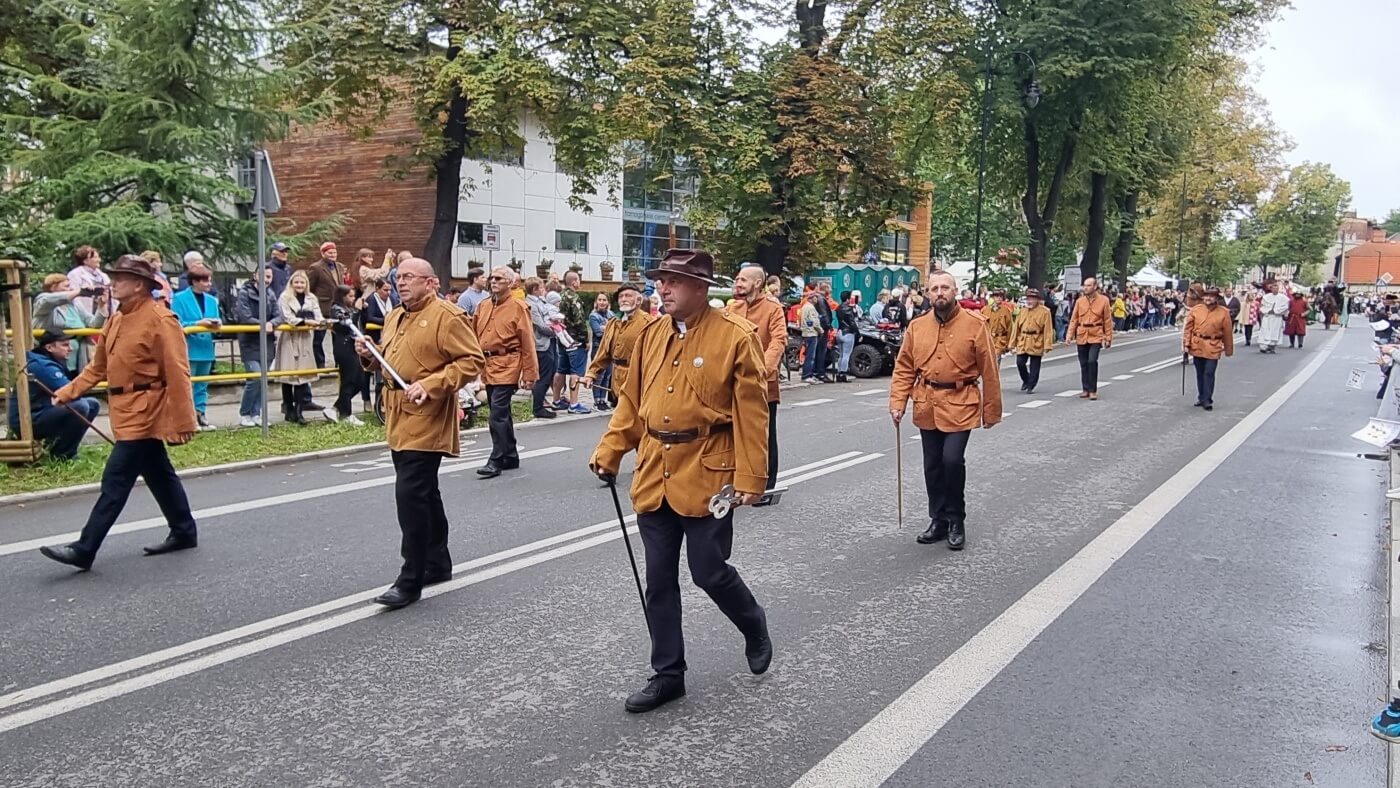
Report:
1068,293,1114,346
1184,304,1234,360
725,294,788,402
889,305,1003,432
473,295,540,387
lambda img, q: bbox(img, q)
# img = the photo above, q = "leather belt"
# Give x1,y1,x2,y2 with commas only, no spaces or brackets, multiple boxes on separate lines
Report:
924,378,978,390
1021,329,1042,335
646,423,732,443
613,358,630,368
484,348,518,357
108,381,164,395
1194,334,1223,340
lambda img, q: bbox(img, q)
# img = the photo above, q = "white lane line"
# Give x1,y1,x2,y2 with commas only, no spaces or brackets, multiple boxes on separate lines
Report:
1112,374,1134,381
0,447,571,558
1018,400,1052,409
1054,390,1081,398
852,389,886,397
0,452,882,733
1132,356,1182,373
788,326,1346,788
1005,331,1178,368
1137,357,1183,374
1097,381,1114,388
790,398,836,408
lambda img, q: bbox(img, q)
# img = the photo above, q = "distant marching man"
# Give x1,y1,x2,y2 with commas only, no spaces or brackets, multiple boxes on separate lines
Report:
1182,286,1234,411
1008,287,1055,394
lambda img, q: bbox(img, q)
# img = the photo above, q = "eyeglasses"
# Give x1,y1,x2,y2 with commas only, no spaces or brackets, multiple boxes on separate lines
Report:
488,276,508,282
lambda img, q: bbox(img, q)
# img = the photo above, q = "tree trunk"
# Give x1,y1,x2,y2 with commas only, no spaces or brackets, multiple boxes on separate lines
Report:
1111,189,1140,291
1021,116,1077,290
1079,172,1108,282
421,41,470,286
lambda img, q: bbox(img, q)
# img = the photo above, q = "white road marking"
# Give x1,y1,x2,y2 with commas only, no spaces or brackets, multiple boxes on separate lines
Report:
790,398,836,408
1097,381,1114,388
1018,400,1052,409
1055,390,1081,398
0,447,573,558
852,389,886,397
788,326,1345,788
0,452,868,724
1135,356,1183,374
1112,374,1134,381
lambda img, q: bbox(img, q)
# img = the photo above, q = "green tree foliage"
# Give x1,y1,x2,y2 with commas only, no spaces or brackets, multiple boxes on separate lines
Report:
1382,209,1400,236
1252,162,1351,280
0,0,342,272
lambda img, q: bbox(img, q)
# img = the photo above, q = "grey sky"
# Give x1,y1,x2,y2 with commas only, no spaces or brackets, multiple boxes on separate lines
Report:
1250,0,1399,220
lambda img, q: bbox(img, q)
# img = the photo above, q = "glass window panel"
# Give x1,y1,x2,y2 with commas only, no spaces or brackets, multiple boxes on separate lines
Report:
556,230,588,253
457,222,484,245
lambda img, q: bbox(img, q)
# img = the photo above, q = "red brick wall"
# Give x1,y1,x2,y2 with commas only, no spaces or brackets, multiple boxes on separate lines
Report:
264,98,437,272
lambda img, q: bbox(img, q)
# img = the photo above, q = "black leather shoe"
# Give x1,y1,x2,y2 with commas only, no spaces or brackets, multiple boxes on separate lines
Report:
1193,401,1204,407
533,409,557,419
39,544,93,571
1203,403,1213,411
1025,387,1036,395
745,611,773,675
143,535,197,556
476,463,501,478
947,520,966,551
499,458,520,470
424,571,452,586
916,520,948,545
624,675,686,713
373,586,421,609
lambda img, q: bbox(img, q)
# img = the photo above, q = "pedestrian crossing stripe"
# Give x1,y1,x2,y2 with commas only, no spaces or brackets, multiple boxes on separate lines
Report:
1112,374,1134,380
1055,390,1081,398
1019,400,1052,409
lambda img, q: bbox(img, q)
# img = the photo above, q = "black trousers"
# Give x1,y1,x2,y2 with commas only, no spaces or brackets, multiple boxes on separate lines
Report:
486,384,518,463
312,328,327,368
332,338,365,417
920,429,972,523
1076,343,1103,392
766,401,779,492
75,439,196,558
1192,356,1218,404
1015,353,1042,390
1379,365,1393,400
390,450,452,591
638,500,765,677
1244,324,1253,344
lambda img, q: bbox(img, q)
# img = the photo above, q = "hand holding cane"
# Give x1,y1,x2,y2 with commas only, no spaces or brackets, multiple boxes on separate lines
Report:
18,364,116,445
344,319,411,392
892,409,904,530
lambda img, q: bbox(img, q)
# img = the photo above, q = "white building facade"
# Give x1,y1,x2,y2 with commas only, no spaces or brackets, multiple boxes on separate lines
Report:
451,117,695,280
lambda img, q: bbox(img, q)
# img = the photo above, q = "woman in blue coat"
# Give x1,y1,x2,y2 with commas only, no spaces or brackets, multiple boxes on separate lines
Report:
170,263,223,430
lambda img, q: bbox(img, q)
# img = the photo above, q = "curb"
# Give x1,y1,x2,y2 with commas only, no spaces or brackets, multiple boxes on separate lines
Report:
1389,449,1399,786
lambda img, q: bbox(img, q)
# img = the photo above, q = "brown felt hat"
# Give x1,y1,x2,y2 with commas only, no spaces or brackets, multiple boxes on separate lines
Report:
104,254,161,285
644,248,720,286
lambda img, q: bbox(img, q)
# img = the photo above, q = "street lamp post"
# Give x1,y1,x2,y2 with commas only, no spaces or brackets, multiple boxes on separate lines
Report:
972,50,1038,292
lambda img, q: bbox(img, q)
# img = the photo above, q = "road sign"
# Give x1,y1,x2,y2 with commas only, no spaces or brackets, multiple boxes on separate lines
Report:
483,224,501,251
1380,272,1393,285
1062,265,1082,293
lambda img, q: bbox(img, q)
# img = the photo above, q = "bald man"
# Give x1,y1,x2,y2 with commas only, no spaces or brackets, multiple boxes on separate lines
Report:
357,258,484,608
726,265,787,498
472,267,540,478
1065,276,1113,400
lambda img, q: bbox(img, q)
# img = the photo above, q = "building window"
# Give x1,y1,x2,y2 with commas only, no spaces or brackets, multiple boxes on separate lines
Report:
871,230,910,265
556,230,589,253
457,222,484,245
623,221,693,271
468,138,525,168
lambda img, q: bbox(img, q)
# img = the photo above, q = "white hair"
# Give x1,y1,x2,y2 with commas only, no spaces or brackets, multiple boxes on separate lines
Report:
183,251,204,266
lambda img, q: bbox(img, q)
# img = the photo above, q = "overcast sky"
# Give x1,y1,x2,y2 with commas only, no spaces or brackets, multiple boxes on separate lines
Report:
1250,0,1399,220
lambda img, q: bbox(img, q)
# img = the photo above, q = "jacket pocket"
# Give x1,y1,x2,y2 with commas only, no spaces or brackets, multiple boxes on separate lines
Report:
701,448,735,472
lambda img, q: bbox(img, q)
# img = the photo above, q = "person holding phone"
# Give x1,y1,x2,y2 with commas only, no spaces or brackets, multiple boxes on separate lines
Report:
170,262,223,430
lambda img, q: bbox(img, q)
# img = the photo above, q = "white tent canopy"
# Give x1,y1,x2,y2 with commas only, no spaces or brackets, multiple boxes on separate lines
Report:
1128,264,1171,287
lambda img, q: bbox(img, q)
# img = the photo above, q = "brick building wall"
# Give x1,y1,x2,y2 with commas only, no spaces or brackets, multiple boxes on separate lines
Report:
264,98,437,270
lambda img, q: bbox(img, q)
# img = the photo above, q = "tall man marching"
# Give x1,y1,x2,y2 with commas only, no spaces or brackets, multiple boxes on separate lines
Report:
725,264,788,499
40,255,200,570
473,267,539,479
1066,276,1113,400
581,283,652,411
1183,286,1234,410
356,258,484,609
1008,288,1055,394
890,271,1002,550
589,249,773,714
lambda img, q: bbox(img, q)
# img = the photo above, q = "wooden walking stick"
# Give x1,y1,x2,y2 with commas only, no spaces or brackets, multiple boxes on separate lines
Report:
895,420,903,530
18,364,116,445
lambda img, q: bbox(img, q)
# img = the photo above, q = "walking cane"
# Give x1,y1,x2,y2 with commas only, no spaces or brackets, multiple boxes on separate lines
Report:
18,364,116,445
606,476,650,630
895,421,904,530
1181,351,1188,396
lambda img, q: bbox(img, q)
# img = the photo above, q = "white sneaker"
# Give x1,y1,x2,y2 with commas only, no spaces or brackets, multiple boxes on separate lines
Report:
344,414,365,427
239,416,257,428
322,407,339,423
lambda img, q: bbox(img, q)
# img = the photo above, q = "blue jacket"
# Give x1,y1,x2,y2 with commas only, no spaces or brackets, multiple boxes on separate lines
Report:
7,350,71,431
171,288,223,361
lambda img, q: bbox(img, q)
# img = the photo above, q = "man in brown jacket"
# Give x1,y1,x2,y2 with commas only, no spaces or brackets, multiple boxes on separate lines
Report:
306,241,349,367
589,248,772,714
40,255,200,571
725,264,787,498
472,267,540,478
1065,276,1114,400
889,270,1001,551
581,283,652,407
356,258,485,609
1182,286,1234,411
1008,288,1055,393
980,289,1015,357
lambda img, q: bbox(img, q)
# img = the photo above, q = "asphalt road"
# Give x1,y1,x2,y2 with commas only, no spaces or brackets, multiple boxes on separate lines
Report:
0,321,1387,787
